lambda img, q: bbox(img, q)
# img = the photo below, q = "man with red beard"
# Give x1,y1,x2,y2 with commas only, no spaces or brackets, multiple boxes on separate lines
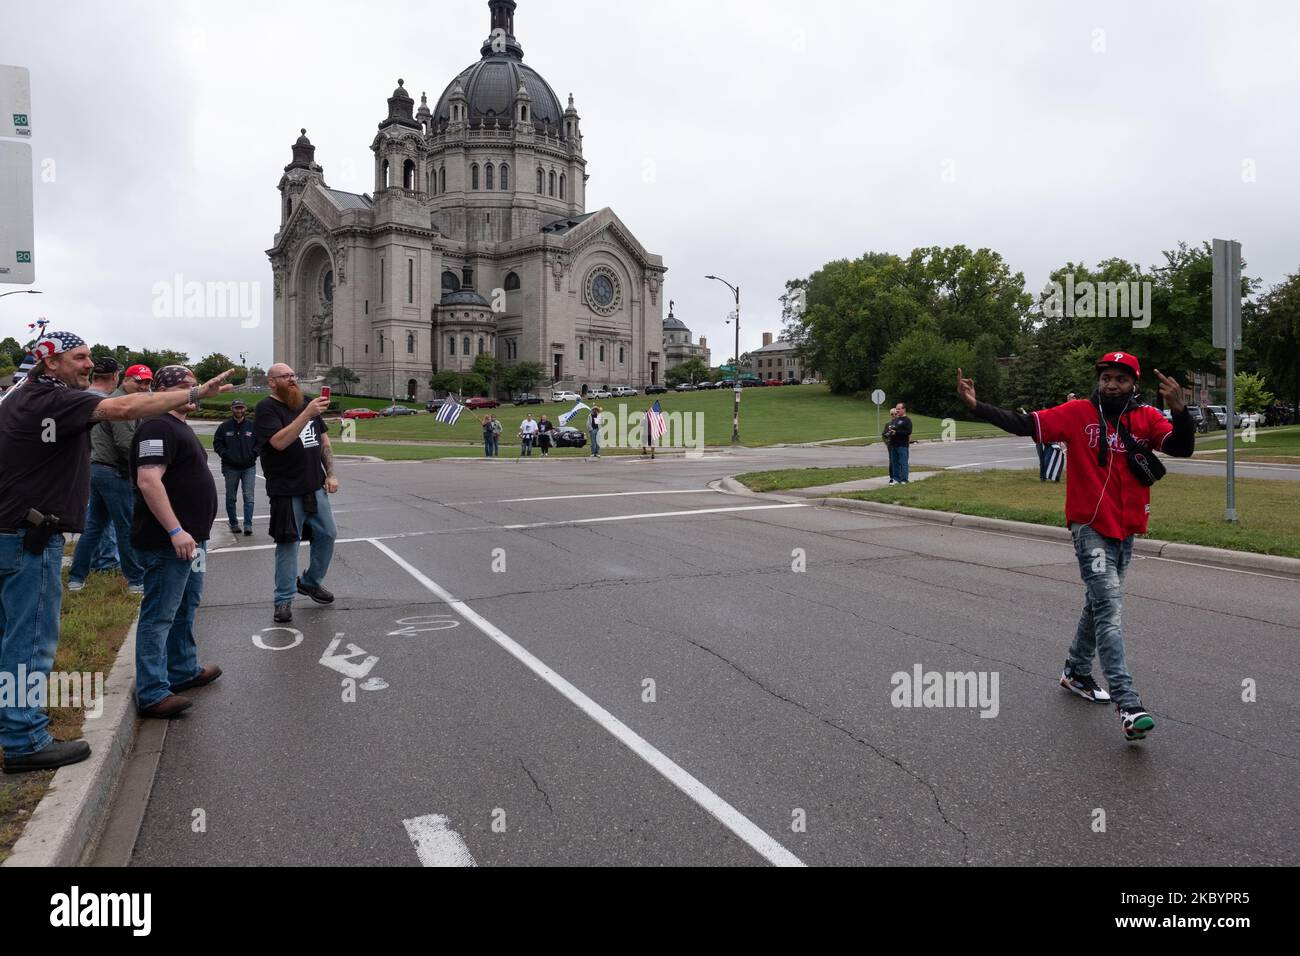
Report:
255,365,337,624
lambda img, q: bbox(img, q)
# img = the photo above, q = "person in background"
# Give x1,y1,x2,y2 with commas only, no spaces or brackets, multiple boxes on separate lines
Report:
68,359,149,594
537,415,554,457
483,415,497,457
589,406,603,459
519,414,538,456
213,400,258,536
255,365,337,625
130,366,223,719
490,415,503,455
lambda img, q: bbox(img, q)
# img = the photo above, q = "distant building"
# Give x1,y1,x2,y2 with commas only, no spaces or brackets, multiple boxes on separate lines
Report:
750,332,812,382
662,301,710,373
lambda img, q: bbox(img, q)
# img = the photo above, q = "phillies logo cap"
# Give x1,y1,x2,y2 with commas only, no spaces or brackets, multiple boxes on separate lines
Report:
1095,351,1141,379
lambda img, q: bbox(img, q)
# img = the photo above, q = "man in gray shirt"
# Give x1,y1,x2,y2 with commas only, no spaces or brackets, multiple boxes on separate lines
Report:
67,361,153,593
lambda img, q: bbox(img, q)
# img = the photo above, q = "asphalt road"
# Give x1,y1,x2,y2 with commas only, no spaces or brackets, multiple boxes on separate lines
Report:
126,441,1300,866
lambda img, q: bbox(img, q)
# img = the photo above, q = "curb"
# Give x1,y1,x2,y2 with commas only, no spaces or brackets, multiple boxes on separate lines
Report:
814,497,1300,578
3,619,140,867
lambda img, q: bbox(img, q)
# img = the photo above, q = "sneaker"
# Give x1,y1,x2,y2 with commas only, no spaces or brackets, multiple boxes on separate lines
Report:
66,580,84,592
274,602,293,624
243,527,253,537
297,579,334,605
1061,668,1111,702
1118,704,1156,741
127,584,144,595
887,480,898,486
2,739,92,775
229,523,241,534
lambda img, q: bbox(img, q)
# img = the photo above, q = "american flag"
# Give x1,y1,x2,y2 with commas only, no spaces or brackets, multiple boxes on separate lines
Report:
645,400,667,442
435,400,464,426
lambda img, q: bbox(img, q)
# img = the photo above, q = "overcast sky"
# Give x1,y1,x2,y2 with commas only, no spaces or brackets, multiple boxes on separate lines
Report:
3,0,1298,367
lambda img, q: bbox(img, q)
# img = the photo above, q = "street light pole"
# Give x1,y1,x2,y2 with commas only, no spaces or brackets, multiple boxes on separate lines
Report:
706,275,741,445
0,290,42,300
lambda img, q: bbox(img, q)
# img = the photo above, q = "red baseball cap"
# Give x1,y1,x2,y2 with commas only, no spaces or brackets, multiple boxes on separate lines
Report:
1095,351,1141,379
125,364,154,381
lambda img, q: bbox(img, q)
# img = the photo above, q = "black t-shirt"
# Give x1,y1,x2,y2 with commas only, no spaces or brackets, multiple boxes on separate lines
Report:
889,416,913,447
130,414,218,550
255,397,328,498
0,379,104,531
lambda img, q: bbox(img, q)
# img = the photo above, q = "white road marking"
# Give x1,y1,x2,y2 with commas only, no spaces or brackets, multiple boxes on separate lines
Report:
371,539,805,868
403,815,477,867
945,456,1039,470
444,490,721,506
319,634,380,680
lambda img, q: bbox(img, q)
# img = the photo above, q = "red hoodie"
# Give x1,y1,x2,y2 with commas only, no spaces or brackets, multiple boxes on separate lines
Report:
1032,399,1174,540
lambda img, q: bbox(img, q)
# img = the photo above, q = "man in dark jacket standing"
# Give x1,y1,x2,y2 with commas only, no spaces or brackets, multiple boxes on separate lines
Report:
957,352,1194,742
131,366,223,718
213,400,258,536
884,404,913,485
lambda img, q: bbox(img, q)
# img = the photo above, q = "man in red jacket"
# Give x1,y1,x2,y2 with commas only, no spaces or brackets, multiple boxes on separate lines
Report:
957,352,1196,742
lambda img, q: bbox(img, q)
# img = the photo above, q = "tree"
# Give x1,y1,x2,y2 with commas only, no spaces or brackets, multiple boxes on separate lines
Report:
0,337,24,367
430,371,462,395
460,372,488,397
878,321,976,419
193,353,236,384
1234,372,1273,414
326,366,360,395
1248,270,1300,414
506,361,546,394
247,366,268,387
969,333,1004,408
666,357,710,387
472,354,500,395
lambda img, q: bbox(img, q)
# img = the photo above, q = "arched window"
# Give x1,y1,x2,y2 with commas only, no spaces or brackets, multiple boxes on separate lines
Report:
426,170,431,193
448,336,456,356
407,333,415,354
286,196,292,217
382,160,391,188
521,105,528,123
485,164,494,190
504,272,520,291
537,168,544,193
471,164,480,190
439,167,446,193
548,171,556,196
442,271,461,293
599,344,605,362
462,336,471,356
578,343,585,361
619,346,624,364
500,164,509,190
403,159,416,190
560,174,566,200
478,337,485,355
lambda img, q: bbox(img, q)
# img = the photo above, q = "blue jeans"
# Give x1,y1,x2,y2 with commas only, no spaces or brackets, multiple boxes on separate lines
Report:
589,429,601,456
0,529,65,756
1067,523,1140,708
521,436,534,456
135,545,206,709
223,464,256,529
69,463,142,586
888,444,909,482
274,491,337,605
1036,443,1050,480
484,436,495,457
93,521,119,572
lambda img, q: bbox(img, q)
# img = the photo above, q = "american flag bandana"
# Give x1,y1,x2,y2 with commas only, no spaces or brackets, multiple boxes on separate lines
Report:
153,365,194,390
1,328,87,400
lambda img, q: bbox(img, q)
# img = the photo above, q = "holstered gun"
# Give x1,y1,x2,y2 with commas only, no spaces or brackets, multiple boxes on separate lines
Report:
22,508,61,555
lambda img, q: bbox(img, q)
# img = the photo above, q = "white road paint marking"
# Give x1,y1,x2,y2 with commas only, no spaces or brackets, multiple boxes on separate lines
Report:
252,627,303,652
388,615,460,636
319,634,380,680
403,815,477,867
945,456,1039,470
370,539,805,868
444,490,721,506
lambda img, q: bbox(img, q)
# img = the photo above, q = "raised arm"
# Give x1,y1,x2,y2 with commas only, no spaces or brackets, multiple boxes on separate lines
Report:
957,367,1035,437
93,370,234,422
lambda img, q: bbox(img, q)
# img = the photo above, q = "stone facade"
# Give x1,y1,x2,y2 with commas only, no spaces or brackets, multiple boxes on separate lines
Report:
751,332,813,382
267,0,667,401
662,301,711,373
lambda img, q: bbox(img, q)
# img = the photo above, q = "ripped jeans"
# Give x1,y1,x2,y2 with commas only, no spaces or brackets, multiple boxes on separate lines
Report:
1067,523,1141,709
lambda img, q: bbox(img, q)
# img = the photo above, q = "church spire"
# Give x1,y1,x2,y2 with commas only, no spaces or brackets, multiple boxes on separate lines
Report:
481,0,524,60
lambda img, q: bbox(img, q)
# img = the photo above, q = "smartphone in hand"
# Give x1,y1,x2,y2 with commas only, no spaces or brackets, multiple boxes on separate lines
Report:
321,386,331,402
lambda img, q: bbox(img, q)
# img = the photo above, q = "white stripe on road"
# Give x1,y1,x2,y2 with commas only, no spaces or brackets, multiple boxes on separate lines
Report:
945,456,1039,470
372,539,805,868
402,815,477,867
445,490,721,506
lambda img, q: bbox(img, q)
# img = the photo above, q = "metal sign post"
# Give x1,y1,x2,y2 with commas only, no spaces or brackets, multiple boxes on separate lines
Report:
1212,238,1242,524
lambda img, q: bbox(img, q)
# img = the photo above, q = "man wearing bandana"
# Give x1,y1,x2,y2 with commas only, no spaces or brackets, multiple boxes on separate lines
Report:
0,333,233,773
957,353,1196,743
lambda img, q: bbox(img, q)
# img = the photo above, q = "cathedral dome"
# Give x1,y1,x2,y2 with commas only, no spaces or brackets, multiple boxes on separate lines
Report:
432,1,568,137
663,303,688,331
441,289,493,308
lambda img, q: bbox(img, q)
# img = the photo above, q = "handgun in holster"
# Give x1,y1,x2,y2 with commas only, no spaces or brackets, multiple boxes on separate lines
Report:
22,508,61,555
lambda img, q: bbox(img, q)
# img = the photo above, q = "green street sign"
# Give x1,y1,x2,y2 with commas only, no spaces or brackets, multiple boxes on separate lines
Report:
719,365,735,373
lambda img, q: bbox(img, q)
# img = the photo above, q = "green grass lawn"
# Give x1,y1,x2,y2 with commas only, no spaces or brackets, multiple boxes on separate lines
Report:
0,571,140,863
341,385,1004,448
830,468,1300,558
1197,425,1300,461
735,466,891,493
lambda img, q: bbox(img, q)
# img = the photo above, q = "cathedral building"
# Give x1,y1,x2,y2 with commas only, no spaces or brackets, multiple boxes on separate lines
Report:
268,0,668,401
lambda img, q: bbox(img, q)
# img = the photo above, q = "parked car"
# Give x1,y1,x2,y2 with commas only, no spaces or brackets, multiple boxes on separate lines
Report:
740,378,765,388
1205,405,1244,429
590,388,613,399
425,398,449,412
696,380,718,390
645,385,669,395
1241,411,1263,427
465,397,500,410
763,378,785,386
551,426,587,448
801,378,818,385
343,408,379,420
513,393,543,406
380,405,418,417
674,383,696,392
1184,404,1208,433
552,390,581,403
612,386,639,397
